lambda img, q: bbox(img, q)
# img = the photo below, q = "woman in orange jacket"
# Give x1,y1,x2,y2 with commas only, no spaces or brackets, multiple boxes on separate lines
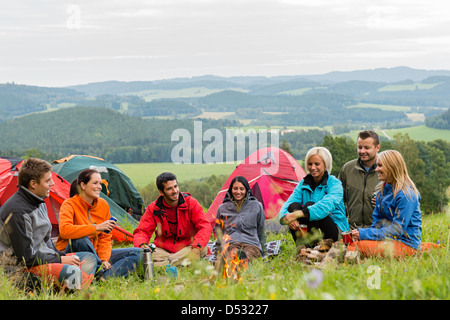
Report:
56,169,142,279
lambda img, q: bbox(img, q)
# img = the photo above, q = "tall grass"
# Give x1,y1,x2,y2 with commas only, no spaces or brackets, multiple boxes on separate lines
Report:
1,213,448,300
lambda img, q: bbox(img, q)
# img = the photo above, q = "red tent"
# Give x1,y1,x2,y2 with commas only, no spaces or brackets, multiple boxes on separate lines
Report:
0,157,133,243
206,147,306,232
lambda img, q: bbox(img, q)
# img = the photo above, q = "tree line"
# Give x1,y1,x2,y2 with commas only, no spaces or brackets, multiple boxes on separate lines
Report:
425,107,450,130
137,133,449,215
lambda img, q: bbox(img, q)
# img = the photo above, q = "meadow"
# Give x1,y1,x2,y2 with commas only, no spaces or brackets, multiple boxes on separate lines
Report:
1,127,448,303
0,212,447,301
117,162,239,188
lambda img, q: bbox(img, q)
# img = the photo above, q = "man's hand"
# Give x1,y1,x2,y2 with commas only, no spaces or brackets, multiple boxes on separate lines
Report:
187,247,201,262
61,254,81,267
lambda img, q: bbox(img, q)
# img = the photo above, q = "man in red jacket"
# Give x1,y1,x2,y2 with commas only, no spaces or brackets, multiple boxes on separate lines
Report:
133,172,212,266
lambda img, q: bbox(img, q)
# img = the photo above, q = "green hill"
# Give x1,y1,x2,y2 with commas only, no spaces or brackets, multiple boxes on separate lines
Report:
0,107,185,162
2,68,450,128
0,83,85,120
0,106,241,163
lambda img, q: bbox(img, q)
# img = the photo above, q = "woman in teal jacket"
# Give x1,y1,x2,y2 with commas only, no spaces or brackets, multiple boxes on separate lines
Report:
351,150,425,258
279,147,350,247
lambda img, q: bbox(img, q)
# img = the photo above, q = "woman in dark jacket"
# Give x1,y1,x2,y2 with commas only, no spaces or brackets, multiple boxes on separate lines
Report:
215,176,267,266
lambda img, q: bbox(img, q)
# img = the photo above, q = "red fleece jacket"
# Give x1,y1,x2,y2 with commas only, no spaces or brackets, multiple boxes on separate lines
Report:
133,193,212,253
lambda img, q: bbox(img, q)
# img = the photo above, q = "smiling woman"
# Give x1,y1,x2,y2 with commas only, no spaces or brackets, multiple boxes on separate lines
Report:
278,147,350,249
215,175,267,275
56,169,143,280
349,149,439,258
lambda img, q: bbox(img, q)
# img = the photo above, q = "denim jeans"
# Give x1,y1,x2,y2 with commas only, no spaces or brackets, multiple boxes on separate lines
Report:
27,251,97,290
71,251,98,275
64,236,143,278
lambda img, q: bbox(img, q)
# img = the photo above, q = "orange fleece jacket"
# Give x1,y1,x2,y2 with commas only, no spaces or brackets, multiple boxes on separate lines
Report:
56,194,112,262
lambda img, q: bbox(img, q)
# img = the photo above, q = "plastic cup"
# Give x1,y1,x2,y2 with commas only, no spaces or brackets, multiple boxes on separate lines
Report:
165,265,177,277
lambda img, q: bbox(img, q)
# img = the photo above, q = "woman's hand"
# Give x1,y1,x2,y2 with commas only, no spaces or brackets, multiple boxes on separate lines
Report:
288,220,299,230
351,229,360,241
283,210,304,227
96,219,116,233
102,260,112,270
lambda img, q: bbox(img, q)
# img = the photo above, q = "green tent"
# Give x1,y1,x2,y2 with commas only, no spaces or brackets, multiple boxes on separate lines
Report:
52,155,143,225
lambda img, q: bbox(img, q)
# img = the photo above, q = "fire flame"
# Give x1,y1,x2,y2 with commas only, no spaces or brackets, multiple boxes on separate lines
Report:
215,230,249,283
222,249,248,282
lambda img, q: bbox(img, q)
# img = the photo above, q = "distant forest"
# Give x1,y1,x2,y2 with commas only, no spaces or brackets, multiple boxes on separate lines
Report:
0,107,329,163
1,68,449,163
426,107,450,129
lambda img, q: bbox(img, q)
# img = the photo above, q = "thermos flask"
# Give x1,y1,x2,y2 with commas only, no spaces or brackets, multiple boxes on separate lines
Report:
143,248,155,280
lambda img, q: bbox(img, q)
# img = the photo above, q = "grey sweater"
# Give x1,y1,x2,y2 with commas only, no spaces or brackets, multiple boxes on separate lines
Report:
0,186,62,267
214,191,267,256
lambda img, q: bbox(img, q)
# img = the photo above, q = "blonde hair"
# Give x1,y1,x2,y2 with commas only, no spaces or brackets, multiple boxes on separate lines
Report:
376,150,419,200
304,147,333,173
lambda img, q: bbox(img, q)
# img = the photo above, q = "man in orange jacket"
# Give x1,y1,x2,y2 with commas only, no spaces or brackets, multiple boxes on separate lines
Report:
133,172,212,266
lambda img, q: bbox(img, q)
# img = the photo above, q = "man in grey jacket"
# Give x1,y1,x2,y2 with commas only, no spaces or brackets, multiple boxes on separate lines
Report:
0,158,96,289
338,131,381,229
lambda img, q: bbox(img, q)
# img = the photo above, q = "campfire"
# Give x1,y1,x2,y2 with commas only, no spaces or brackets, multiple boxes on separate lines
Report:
214,223,249,283
221,247,248,282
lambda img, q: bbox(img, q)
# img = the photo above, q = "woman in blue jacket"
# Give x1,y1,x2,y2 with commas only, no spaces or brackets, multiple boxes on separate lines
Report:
279,147,350,247
351,150,424,258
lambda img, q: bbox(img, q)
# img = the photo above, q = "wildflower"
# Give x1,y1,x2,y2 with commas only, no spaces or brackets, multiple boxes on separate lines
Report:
305,269,323,289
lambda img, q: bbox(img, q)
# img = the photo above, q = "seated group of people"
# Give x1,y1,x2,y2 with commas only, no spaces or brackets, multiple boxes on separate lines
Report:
0,131,437,290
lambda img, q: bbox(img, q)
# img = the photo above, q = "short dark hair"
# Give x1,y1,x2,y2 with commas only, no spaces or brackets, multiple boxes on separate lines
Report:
70,169,100,197
156,172,177,191
18,158,52,188
358,130,380,146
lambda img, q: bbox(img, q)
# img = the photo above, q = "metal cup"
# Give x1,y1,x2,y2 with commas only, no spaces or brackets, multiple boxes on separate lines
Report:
341,231,353,245
143,248,155,280
104,216,117,234
298,224,307,236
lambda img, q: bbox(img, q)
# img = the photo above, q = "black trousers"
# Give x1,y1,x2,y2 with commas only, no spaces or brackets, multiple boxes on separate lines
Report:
287,202,340,247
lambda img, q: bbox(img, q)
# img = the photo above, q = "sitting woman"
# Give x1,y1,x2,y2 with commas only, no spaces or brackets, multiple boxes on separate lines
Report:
278,147,350,248
215,176,267,266
56,169,142,279
350,150,436,258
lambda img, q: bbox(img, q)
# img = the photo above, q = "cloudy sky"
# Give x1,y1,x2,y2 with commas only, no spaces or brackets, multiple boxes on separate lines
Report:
1,0,450,87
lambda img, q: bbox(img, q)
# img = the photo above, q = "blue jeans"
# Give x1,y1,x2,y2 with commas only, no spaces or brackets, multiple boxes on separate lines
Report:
64,237,143,278
75,251,98,275
27,251,97,290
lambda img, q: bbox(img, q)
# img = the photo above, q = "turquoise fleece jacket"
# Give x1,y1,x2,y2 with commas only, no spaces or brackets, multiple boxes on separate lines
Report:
278,172,350,233
358,183,422,250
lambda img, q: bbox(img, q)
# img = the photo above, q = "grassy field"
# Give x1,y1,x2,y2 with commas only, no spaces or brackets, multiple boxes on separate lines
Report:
377,82,442,92
121,87,248,101
117,162,239,188
1,212,447,301
383,125,450,141
340,125,450,142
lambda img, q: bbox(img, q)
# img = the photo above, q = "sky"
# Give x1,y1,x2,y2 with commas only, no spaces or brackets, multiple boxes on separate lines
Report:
1,0,450,87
